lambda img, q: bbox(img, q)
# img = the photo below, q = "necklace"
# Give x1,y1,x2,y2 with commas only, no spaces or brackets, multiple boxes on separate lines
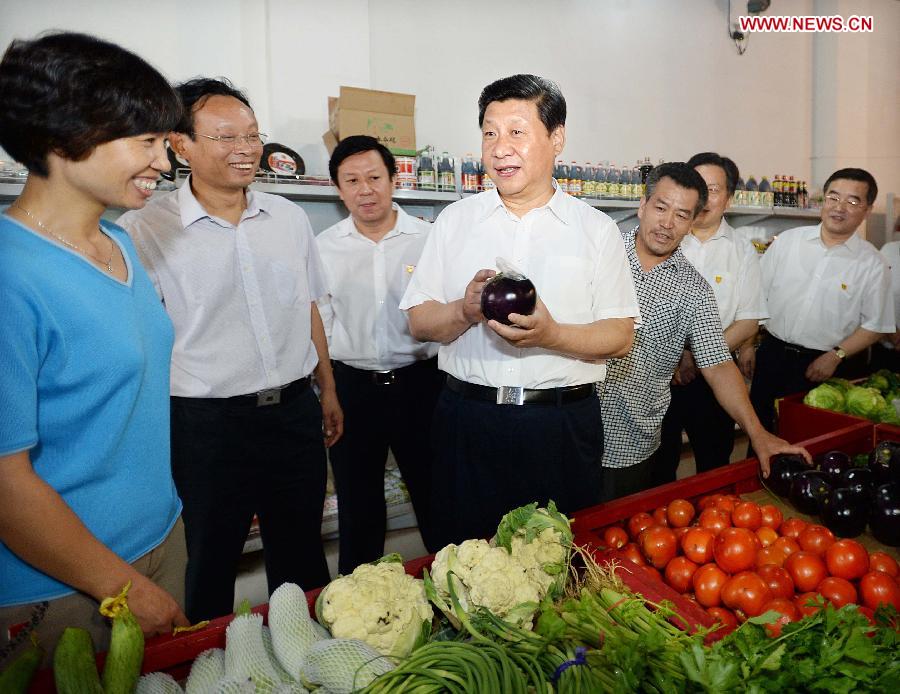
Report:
11,203,115,273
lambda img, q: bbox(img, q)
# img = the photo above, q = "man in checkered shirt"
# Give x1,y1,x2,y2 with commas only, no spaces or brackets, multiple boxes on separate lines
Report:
598,163,809,501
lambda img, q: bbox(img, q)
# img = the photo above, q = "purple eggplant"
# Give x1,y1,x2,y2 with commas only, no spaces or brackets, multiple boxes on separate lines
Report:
481,272,537,326
790,470,833,515
767,453,810,498
819,486,869,538
817,450,851,483
869,482,900,546
868,440,900,485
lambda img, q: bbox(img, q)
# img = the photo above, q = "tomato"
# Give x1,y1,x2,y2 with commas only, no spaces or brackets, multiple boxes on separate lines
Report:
707,606,738,636
824,539,869,581
817,576,858,608
666,498,696,528
673,526,692,542
713,527,760,574
867,551,898,579
628,512,654,541
858,570,900,610
732,501,763,530
797,524,836,556
652,505,669,527
641,525,678,569
664,556,699,593
698,508,731,535
760,597,800,637
759,504,784,530
772,536,800,560
698,494,721,511
620,542,647,567
756,526,779,548
785,551,828,592
757,564,795,601
693,563,730,607
602,526,629,550
681,527,715,564
721,571,773,618
756,546,786,569
715,496,737,515
779,517,808,540
794,591,825,617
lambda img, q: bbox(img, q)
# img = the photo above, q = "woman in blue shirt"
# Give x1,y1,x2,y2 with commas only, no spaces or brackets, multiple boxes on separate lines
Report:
0,32,189,662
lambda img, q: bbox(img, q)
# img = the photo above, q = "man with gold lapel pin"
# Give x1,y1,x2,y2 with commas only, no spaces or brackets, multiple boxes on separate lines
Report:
743,168,894,437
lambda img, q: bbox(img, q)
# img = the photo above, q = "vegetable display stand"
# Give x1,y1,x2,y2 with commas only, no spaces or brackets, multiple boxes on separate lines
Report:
570,422,881,641
777,391,866,442
26,555,435,693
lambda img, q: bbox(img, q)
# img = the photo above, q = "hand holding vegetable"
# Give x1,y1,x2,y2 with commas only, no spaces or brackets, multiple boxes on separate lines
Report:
487,297,560,350
460,269,496,325
749,429,811,477
124,573,189,637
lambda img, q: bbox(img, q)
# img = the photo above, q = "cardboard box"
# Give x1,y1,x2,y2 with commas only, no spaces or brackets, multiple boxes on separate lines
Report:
327,86,416,156
322,129,339,157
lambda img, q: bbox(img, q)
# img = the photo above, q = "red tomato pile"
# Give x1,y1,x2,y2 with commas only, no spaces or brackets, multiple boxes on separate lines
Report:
600,494,900,637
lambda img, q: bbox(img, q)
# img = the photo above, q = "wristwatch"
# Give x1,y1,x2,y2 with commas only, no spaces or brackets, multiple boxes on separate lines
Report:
833,346,847,360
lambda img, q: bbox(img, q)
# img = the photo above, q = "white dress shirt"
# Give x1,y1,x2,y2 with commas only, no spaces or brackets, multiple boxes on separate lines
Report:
316,204,438,370
118,178,326,397
879,240,900,348
680,218,768,330
760,224,894,351
399,184,640,388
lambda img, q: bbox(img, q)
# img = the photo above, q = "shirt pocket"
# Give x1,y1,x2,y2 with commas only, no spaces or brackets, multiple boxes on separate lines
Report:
270,260,307,308
536,255,594,322
642,299,682,377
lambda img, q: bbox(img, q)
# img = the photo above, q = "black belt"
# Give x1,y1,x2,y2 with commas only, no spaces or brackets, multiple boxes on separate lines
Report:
765,334,823,357
230,376,311,407
446,375,594,405
333,357,436,386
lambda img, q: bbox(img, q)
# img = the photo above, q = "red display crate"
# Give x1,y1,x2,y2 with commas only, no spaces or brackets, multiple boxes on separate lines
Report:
776,391,866,442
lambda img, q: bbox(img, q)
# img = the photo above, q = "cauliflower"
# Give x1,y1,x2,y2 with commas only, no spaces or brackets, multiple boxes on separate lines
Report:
494,501,573,599
314,557,433,658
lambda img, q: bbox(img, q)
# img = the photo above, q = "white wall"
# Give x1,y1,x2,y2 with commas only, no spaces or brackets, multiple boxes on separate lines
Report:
1,0,897,215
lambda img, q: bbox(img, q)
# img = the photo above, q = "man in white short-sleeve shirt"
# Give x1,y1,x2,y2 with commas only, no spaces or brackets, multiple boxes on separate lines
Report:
745,168,894,435
657,153,768,481
316,136,443,572
399,74,639,546
119,78,342,621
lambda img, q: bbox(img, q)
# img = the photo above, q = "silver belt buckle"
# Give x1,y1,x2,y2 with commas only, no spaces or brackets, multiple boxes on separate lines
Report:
256,388,281,407
373,370,396,385
497,385,525,405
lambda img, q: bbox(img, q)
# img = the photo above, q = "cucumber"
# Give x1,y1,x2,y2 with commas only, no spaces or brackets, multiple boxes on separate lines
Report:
0,635,44,694
53,627,103,694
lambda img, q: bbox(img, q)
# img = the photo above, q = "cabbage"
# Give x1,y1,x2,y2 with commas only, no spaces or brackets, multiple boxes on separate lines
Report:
824,377,853,393
863,373,891,394
803,383,847,412
845,386,887,419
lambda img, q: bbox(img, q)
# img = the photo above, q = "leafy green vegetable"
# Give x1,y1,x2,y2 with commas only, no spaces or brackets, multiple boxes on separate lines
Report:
804,383,847,412
846,386,888,419
493,500,572,553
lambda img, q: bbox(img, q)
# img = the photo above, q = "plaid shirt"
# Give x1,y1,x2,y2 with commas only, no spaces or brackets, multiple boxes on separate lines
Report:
600,227,732,468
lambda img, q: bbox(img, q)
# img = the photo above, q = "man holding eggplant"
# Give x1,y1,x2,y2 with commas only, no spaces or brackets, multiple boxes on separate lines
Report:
400,74,640,547
598,163,810,501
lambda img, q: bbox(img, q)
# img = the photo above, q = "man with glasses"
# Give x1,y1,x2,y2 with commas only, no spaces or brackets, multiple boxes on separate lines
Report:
119,78,342,621
744,168,894,436
656,153,767,483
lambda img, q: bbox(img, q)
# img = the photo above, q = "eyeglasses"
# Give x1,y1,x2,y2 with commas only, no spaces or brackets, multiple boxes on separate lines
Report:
825,193,864,208
193,132,267,149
